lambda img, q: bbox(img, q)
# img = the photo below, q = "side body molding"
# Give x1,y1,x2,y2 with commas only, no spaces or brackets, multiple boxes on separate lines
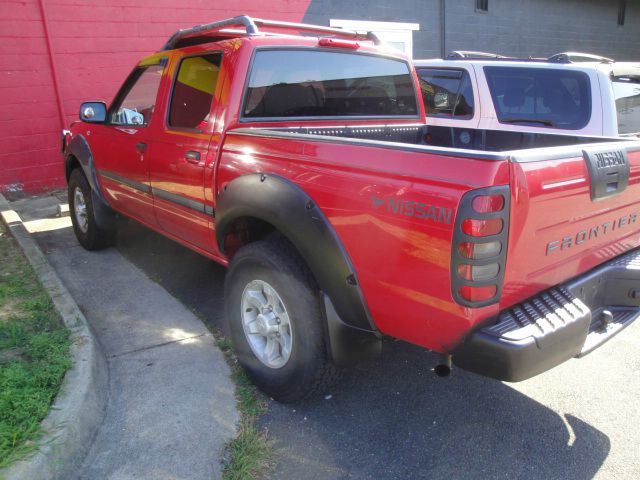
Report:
64,134,117,230
215,173,381,365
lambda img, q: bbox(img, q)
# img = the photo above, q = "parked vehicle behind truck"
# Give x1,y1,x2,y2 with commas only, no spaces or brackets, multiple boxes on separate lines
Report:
63,16,640,402
414,52,640,140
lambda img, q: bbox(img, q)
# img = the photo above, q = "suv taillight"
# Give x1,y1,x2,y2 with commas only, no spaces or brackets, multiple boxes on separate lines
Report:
451,186,509,307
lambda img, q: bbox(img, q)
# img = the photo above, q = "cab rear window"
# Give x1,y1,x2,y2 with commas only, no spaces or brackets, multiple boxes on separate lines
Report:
242,50,418,120
484,66,591,130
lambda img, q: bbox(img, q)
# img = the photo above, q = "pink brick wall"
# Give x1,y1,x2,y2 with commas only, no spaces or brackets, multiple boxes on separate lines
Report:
0,0,309,193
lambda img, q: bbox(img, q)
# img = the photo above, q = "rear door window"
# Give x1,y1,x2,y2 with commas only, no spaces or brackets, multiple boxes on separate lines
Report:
612,77,640,135
168,53,222,130
243,50,418,119
416,68,474,118
484,66,591,130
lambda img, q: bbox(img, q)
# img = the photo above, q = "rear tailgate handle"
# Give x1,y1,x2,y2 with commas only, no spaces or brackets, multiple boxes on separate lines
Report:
185,151,201,165
583,147,630,201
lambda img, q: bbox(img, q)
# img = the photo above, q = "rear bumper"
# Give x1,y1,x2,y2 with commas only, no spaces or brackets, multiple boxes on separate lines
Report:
453,248,640,382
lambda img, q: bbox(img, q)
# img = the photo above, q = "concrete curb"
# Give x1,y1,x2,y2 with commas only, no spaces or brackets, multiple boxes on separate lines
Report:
0,193,108,480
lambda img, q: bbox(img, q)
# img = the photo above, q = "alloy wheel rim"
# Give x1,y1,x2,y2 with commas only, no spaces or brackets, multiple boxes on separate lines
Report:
73,187,89,234
241,279,292,369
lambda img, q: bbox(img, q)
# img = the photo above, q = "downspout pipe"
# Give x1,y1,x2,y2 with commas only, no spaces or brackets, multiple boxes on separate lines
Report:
38,0,66,129
440,0,446,59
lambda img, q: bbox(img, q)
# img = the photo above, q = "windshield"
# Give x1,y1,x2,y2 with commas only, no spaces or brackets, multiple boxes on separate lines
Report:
243,50,418,119
484,66,591,130
612,77,640,135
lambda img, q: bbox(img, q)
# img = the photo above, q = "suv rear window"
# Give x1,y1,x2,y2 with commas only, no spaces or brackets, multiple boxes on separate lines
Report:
612,77,640,135
484,66,591,130
243,50,418,119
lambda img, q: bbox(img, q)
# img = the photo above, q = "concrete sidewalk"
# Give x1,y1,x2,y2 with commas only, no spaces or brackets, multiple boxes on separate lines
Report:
9,194,238,480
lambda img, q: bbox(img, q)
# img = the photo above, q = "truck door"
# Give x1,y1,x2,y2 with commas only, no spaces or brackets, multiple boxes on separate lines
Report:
149,51,223,253
95,61,166,226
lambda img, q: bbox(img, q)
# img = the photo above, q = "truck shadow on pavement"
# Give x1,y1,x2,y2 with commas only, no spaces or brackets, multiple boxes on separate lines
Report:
114,220,610,480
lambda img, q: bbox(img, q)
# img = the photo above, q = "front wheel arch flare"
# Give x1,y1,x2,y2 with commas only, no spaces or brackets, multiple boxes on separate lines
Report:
215,173,375,333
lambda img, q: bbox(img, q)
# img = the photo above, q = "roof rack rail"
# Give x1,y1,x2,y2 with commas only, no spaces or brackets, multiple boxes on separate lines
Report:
162,15,382,51
446,51,507,59
547,52,614,64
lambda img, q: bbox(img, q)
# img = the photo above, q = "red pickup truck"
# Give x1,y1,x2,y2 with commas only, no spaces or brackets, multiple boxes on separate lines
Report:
63,16,640,402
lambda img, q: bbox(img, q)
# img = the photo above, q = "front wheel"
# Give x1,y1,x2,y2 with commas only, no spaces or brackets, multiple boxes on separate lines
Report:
68,169,115,250
225,237,341,403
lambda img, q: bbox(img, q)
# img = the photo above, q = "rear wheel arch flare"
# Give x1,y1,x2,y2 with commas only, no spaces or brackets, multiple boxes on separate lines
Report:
215,173,376,332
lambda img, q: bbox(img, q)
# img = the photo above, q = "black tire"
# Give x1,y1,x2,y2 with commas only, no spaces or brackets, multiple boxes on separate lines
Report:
225,237,341,403
68,169,115,250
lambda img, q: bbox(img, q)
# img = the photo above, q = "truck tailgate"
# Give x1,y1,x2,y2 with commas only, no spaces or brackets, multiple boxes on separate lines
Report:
502,141,640,308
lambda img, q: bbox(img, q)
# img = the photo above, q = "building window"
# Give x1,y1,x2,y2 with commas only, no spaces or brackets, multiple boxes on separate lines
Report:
618,1,626,26
476,0,488,13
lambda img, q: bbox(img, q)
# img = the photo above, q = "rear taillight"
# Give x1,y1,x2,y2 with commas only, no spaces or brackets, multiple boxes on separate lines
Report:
451,186,509,307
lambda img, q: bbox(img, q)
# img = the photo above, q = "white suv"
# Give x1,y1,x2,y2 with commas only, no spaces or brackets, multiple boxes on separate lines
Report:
414,52,640,137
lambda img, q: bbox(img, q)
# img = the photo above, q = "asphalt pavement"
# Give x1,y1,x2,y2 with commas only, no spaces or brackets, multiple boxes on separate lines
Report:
112,208,640,480
13,193,640,479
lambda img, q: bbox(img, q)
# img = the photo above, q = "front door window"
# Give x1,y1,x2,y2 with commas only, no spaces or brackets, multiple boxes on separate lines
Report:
110,65,164,126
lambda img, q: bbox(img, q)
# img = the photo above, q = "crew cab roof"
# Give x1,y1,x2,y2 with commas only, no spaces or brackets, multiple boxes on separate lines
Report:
156,14,403,59
165,32,407,59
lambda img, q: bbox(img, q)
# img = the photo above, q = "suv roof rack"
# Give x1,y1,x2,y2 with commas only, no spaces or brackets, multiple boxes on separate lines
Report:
446,51,507,59
161,15,382,51
445,51,549,62
444,50,617,65
547,52,614,64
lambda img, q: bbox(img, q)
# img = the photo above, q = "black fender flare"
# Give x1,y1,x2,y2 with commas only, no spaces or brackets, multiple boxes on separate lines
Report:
65,135,101,194
215,173,381,365
64,134,117,230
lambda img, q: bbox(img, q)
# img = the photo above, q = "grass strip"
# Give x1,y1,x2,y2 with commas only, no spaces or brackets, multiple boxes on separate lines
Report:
215,335,274,480
0,222,71,467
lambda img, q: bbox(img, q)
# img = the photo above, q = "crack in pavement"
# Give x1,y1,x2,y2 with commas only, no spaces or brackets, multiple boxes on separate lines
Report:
109,332,212,358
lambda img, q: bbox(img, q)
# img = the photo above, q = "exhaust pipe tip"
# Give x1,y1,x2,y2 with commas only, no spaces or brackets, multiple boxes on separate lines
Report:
433,353,452,377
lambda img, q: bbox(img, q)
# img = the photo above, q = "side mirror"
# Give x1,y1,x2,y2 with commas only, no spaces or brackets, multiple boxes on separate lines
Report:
79,101,107,123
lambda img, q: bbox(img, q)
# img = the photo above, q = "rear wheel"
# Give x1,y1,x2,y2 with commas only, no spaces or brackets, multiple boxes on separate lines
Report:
225,237,340,402
68,169,115,250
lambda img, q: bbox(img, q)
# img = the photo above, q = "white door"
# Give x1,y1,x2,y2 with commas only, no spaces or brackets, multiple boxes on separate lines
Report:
329,19,419,59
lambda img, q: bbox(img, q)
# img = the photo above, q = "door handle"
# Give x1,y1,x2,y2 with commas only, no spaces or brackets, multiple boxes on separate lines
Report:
185,151,201,165
135,142,147,153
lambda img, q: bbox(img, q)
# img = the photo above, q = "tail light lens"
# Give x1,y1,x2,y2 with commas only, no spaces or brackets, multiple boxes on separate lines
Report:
457,263,500,281
459,241,501,259
462,218,503,236
472,195,504,213
451,186,509,307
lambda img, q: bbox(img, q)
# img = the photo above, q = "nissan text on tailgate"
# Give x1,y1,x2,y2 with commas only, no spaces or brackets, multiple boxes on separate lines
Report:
62,16,640,402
